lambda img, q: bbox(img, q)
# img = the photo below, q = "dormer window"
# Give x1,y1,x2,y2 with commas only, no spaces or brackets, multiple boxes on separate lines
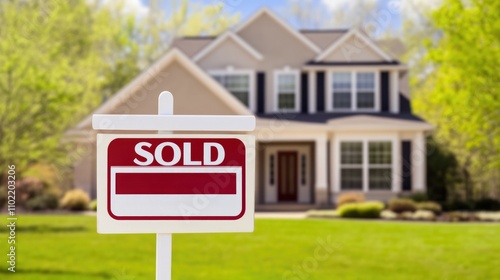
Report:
274,69,300,112
328,71,378,112
209,69,254,111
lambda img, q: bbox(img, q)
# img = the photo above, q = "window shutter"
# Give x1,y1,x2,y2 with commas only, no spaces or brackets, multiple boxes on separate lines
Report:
380,71,390,112
316,71,325,112
402,141,412,191
300,72,308,113
257,72,265,114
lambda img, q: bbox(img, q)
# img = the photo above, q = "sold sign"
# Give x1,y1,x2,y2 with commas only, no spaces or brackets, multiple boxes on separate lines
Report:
97,134,255,234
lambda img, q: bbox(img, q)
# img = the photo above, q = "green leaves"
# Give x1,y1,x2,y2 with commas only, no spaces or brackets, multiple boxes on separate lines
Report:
413,0,500,199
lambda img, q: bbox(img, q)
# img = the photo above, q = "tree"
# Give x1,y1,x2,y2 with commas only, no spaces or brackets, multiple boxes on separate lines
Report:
413,0,500,200
0,0,238,184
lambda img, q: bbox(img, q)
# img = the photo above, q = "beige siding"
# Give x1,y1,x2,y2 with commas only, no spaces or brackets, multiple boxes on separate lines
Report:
198,38,259,69
73,143,95,198
236,13,317,113
106,61,240,116
399,71,410,97
322,36,386,62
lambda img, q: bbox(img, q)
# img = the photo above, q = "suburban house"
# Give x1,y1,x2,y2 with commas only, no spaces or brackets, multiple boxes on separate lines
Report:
67,8,433,210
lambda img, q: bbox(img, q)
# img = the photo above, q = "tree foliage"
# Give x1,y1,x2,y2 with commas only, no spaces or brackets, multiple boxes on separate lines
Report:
0,0,238,182
413,0,500,199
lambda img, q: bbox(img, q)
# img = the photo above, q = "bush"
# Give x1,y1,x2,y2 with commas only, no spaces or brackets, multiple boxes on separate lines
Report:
476,212,500,222
443,200,472,211
89,200,97,211
405,192,429,202
444,212,477,222
474,198,500,211
416,201,442,215
26,192,59,211
380,210,397,219
306,210,338,218
412,210,436,221
336,192,365,207
388,198,416,213
338,201,384,219
60,189,90,211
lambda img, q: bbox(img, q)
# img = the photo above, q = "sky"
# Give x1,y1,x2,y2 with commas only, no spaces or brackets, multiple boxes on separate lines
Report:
131,0,440,35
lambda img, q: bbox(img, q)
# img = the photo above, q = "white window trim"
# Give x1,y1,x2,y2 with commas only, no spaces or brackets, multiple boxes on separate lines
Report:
273,68,300,112
334,134,398,192
208,68,255,112
326,70,379,112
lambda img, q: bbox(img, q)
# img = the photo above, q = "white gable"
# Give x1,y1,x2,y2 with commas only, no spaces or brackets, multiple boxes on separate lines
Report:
315,30,393,62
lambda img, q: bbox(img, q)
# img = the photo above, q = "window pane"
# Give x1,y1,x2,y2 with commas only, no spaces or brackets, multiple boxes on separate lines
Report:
333,92,351,109
369,142,392,164
356,72,374,91
278,93,295,110
341,142,363,164
357,92,374,108
333,72,351,90
211,74,250,106
341,168,363,190
369,168,392,190
269,155,275,185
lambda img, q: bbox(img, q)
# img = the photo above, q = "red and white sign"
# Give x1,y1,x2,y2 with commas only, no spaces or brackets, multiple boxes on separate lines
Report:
96,134,255,234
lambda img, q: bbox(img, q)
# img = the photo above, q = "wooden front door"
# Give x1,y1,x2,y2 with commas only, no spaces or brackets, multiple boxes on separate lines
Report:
277,151,298,202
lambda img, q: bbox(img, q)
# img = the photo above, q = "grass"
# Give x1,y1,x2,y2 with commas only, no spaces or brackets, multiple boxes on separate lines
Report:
0,215,499,279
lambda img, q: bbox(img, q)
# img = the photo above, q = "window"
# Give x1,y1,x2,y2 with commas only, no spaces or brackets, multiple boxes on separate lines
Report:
330,71,376,111
356,72,375,109
300,154,307,185
269,155,275,185
276,73,298,111
211,73,251,107
368,142,392,190
339,140,392,191
340,142,363,190
332,72,352,109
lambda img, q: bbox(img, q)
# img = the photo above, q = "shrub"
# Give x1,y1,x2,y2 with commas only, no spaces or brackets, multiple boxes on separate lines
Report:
443,200,472,211
60,189,90,211
336,192,365,207
338,201,384,219
416,201,442,215
474,198,500,211
306,210,338,218
89,200,97,211
388,198,416,213
445,212,477,222
380,210,397,219
412,210,436,221
405,192,429,202
26,192,59,211
0,186,7,209
476,212,500,222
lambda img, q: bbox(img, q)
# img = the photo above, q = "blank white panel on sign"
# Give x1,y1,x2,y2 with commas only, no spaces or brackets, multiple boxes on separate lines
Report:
109,167,243,217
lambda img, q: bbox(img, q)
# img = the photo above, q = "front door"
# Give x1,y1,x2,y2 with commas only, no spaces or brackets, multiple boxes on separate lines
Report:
277,151,298,202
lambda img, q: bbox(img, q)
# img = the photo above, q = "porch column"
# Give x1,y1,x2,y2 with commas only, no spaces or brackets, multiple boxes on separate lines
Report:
412,131,426,191
315,135,328,205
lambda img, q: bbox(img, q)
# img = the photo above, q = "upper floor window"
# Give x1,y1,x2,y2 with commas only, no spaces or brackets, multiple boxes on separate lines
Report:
274,69,299,112
329,71,377,111
210,69,254,111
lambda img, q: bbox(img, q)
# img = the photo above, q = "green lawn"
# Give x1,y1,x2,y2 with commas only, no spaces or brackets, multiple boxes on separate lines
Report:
0,215,499,279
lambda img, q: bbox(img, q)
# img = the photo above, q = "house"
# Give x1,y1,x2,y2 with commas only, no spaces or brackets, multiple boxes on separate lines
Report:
66,8,433,210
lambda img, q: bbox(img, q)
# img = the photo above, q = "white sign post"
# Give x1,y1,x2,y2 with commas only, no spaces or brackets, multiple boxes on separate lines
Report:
92,91,255,280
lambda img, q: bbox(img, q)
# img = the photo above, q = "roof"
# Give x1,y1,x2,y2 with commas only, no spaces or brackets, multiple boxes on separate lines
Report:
257,112,428,124
171,37,215,57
